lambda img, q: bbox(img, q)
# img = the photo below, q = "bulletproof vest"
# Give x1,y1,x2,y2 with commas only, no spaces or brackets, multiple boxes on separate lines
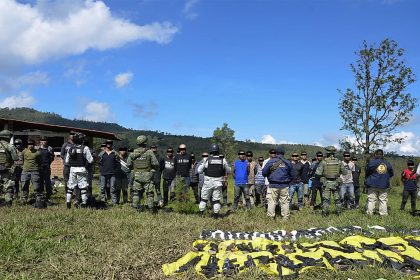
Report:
69,145,86,167
133,149,150,171
205,156,225,177
0,141,12,168
323,157,340,179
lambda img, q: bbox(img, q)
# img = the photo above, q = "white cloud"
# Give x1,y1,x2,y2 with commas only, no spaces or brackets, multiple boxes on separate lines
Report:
183,0,199,19
0,0,179,65
80,101,115,122
114,71,133,88
0,93,36,108
0,71,50,92
261,134,277,144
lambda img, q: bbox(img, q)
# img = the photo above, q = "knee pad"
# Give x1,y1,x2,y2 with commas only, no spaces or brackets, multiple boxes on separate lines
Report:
212,200,220,205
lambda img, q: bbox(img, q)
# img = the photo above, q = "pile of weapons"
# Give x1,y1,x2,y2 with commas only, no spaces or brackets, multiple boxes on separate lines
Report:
200,225,420,241
162,234,420,278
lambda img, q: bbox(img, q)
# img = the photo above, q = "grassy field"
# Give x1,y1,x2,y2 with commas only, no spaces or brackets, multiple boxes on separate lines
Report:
0,178,418,280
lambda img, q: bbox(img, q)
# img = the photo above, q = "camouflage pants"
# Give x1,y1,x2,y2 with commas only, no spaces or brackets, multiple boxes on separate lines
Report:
132,171,154,209
0,170,15,202
321,180,342,215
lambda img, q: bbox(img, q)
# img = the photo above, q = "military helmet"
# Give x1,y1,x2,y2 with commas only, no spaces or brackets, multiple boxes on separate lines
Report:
136,135,147,145
209,144,220,154
0,129,12,139
325,146,336,153
179,144,187,150
14,138,22,145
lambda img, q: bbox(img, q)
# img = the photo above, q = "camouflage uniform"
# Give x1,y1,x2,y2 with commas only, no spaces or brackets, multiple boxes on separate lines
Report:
0,130,18,204
127,136,159,209
315,146,347,216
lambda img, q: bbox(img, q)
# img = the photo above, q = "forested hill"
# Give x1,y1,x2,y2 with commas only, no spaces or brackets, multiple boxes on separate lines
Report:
0,107,323,159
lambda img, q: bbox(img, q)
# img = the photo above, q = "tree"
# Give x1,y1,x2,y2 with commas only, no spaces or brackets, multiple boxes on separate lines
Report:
339,39,417,155
212,123,237,162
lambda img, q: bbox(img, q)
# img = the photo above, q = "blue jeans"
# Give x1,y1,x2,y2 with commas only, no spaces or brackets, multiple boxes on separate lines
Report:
340,183,355,207
100,175,116,203
233,184,251,209
289,182,304,208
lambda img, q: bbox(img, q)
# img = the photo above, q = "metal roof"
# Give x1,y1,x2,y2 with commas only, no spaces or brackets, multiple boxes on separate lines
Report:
0,117,120,140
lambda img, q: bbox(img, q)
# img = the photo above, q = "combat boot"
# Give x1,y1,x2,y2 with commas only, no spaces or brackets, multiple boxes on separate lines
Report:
212,213,220,219
66,202,71,209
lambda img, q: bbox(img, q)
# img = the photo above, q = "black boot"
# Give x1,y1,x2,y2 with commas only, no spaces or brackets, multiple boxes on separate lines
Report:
66,202,71,209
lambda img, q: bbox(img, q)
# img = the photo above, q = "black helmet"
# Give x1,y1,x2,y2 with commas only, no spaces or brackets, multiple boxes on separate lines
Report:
14,138,22,145
209,144,220,155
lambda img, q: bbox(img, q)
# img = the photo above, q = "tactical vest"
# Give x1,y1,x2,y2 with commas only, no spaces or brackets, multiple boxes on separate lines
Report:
205,156,225,177
69,145,86,167
323,157,340,179
0,141,12,169
133,149,151,171
39,147,52,166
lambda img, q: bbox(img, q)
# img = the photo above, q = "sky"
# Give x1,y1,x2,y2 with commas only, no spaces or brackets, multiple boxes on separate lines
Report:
0,0,419,155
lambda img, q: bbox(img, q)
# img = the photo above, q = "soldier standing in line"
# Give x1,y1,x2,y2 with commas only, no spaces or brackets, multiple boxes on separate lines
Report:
150,144,165,207
315,146,347,216
127,135,159,212
0,130,18,207
197,144,230,218
13,138,24,200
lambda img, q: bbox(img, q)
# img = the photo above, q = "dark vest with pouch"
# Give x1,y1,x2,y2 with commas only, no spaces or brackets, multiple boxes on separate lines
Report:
205,156,225,177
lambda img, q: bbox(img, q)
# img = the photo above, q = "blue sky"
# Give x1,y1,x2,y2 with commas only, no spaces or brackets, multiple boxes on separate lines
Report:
0,0,419,155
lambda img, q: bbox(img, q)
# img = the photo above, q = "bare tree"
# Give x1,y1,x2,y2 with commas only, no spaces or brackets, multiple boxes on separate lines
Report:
339,39,417,155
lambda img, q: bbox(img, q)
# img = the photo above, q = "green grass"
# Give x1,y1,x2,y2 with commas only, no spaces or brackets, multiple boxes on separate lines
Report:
0,179,418,280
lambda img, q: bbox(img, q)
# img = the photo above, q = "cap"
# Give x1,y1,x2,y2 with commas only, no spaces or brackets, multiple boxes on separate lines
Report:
150,143,157,148
269,148,276,154
291,153,299,157
238,150,246,155
258,157,264,161
343,151,351,157
301,152,307,156
40,136,48,141
101,143,107,148
351,156,358,161
167,147,174,153
106,140,113,145
407,160,415,166
27,139,35,145
69,131,76,136
316,151,324,157
246,151,253,157
202,152,209,157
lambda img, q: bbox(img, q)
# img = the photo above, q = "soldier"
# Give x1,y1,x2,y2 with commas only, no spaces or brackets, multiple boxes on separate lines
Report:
315,146,347,216
65,133,93,208
13,138,24,199
197,144,230,218
262,146,295,220
0,130,18,207
365,149,393,216
21,139,44,208
38,136,54,204
150,144,165,207
116,147,130,204
60,132,74,195
127,135,159,212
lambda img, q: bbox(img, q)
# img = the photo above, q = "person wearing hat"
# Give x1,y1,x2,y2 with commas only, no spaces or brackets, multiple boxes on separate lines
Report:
99,140,120,205
197,144,230,217
400,159,417,212
0,130,18,206
13,138,24,200
115,147,130,204
60,132,74,195
38,136,55,204
289,152,304,211
254,156,266,206
351,156,362,208
232,150,251,210
150,144,165,207
174,144,198,203
127,135,159,211
300,152,311,206
309,151,324,208
162,147,176,206
315,146,347,216
340,151,356,209
262,146,295,219
365,149,394,216
21,139,44,208
65,132,93,208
